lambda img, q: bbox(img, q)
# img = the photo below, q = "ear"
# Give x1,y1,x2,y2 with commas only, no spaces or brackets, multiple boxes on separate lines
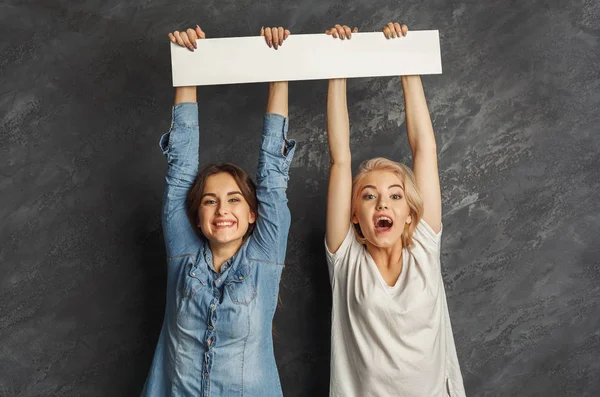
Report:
405,214,412,225
352,212,359,225
249,210,256,224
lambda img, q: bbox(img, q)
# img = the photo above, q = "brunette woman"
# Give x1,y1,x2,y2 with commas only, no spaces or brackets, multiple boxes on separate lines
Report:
142,25,295,397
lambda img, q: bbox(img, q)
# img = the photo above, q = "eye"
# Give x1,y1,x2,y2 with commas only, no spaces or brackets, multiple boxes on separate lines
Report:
391,194,402,200
203,199,216,205
362,193,376,200
229,197,241,203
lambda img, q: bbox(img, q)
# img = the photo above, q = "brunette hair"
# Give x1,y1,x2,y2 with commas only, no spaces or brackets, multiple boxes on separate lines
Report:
187,163,258,241
351,157,424,247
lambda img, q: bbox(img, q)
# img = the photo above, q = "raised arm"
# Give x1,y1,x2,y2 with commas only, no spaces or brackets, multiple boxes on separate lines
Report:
324,25,357,253
383,22,442,232
159,26,206,257
325,78,353,253
402,75,441,232
251,27,296,264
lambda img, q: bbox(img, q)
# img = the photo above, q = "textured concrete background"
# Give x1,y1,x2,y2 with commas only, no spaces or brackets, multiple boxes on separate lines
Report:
1,0,599,396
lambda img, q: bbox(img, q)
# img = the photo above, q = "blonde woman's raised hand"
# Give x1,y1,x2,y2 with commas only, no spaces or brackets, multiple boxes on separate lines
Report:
325,24,358,40
168,25,206,52
382,22,408,38
260,26,291,50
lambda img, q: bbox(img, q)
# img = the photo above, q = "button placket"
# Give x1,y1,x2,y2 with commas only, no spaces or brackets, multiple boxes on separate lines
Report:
203,300,217,386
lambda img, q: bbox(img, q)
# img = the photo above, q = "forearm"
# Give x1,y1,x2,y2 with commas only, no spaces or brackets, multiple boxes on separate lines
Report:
266,82,288,117
402,75,436,152
174,86,197,104
327,79,351,165
253,112,296,260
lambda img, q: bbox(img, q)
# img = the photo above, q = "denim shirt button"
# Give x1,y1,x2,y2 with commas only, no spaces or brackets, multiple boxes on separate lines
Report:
191,272,196,277
239,276,243,280
210,303,215,310
216,278,221,284
204,372,209,377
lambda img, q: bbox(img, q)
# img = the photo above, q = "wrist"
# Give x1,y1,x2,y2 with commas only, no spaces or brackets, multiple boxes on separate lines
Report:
270,81,288,88
329,78,346,86
174,86,197,104
401,75,421,86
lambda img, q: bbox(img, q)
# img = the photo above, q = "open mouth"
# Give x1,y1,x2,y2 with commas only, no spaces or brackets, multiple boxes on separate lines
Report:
374,216,393,232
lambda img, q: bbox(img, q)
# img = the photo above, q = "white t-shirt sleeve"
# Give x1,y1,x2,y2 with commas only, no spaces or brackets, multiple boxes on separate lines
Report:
412,219,443,251
324,225,355,283
410,219,444,281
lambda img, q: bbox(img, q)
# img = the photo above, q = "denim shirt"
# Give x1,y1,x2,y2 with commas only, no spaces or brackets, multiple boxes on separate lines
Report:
142,103,296,397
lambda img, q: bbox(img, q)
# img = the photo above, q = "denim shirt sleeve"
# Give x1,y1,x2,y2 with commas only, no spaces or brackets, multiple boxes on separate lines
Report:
251,113,296,264
159,103,201,257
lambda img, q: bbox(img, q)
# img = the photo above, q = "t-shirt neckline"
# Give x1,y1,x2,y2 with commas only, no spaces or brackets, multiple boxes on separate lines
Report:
363,245,408,296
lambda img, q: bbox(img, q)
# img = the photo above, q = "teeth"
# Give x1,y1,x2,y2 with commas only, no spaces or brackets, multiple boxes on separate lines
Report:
376,216,392,223
216,222,234,226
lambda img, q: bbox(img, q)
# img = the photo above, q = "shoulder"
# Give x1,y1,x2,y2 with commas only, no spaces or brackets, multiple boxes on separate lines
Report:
411,219,443,251
325,226,366,281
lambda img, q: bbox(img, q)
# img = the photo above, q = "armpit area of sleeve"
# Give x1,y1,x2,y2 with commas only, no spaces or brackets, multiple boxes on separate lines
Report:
172,102,199,126
415,219,443,245
324,225,355,269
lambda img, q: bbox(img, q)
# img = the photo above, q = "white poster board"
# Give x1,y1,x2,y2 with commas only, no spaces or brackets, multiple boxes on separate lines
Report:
171,31,442,86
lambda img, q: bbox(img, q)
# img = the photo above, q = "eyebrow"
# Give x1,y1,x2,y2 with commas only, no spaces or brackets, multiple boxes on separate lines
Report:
201,191,243,198
361,184,404,192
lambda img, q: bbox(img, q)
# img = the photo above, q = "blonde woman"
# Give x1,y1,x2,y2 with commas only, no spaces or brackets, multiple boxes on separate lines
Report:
324,22,466,397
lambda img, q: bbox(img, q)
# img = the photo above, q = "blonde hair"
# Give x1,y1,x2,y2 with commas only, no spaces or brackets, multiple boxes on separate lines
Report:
351,157,424,247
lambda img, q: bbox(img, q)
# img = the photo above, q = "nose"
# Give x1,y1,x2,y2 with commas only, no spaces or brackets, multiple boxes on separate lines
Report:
216,202,229,215
376,199,388,210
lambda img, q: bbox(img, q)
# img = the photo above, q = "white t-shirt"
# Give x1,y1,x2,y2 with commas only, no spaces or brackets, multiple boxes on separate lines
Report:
325,220,466,397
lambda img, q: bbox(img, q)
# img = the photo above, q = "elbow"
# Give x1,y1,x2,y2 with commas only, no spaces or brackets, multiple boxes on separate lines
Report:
412,141,437,156
330,158,352,170
329,150,352,167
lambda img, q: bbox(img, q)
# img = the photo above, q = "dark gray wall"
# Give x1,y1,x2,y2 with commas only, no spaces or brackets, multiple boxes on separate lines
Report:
1,0,599,396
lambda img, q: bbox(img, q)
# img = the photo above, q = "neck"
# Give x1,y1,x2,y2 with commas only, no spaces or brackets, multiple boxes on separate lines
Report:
209,238,243,272
365,240,404,269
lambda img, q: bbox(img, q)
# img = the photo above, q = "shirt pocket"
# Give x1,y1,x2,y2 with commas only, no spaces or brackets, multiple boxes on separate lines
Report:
181,262,207,300
225,263,257,305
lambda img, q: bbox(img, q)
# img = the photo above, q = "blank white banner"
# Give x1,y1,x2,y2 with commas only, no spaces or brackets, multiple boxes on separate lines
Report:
171,30,441,86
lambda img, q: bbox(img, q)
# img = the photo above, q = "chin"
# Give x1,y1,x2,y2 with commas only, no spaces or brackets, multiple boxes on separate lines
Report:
366,232,402,248
212,234,243,245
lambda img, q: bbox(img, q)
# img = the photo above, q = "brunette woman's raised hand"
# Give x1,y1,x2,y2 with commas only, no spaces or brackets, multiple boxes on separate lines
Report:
168,25,206,103
261,26,291,117
168,25,206,52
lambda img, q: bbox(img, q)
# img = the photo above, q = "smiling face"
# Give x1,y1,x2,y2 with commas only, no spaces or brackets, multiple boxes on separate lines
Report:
197,172,256,249
352,170,412,249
